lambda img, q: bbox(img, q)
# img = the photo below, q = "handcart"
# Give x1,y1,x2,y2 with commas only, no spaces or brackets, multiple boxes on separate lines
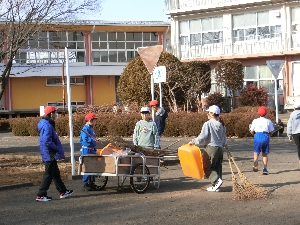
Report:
78,154,162,194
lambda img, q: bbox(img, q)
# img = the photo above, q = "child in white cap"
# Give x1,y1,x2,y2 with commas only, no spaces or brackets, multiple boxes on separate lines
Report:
133,107,158,149
188,105,227,192
287,101,300,163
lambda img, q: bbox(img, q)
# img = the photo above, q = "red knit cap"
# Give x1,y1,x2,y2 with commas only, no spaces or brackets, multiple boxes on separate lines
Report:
258,106,267,117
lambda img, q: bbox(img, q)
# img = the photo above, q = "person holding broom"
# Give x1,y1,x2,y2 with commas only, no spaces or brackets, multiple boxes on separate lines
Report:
80,112,103,191
249,106,274,175
188,105,227,192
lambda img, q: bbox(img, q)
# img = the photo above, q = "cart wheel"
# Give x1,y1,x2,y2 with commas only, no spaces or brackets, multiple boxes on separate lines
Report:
88,176,108,191
130,163,150,194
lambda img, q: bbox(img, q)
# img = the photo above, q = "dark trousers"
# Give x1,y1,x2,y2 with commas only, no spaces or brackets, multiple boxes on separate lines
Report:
37,160,66,196
293,134,300,160
202,145,223,184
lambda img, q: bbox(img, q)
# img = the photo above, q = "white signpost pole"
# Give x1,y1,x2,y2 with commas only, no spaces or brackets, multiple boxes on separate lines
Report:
65,47,75,176
151,75,155,101
153,66,166,108
159,83,162,108
266,60,285,137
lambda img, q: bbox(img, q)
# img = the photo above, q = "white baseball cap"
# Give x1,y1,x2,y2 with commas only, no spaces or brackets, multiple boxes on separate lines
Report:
140,107,150,113
206,105,220,114
294,102,300,109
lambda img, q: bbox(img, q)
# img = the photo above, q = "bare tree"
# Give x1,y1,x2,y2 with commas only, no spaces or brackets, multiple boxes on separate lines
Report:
215,60,244,110
0,0,104,100
181,61,211,112
118,52,185,112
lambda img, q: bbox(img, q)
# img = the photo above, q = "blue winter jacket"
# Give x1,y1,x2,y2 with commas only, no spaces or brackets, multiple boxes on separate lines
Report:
80,124,97,154
38,117,65,162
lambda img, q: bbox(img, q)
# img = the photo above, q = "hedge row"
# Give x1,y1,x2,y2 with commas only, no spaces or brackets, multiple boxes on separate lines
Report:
2,106,279,138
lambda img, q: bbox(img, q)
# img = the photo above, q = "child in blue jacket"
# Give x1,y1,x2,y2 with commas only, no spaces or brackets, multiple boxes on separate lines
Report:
80,112,102,191
36,106,73,202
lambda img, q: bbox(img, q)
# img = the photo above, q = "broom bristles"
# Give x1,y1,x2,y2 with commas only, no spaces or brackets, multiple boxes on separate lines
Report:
226,149,270,200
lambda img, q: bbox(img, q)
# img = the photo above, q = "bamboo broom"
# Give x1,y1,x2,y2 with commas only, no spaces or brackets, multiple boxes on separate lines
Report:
225,148,269,200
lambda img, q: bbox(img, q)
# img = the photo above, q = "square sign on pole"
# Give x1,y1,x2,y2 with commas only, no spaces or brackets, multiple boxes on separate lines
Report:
153,66,166,83
266,60,285,137
153,66,167,108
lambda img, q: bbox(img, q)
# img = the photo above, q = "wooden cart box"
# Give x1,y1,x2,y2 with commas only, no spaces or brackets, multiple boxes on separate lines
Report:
80,155,116,173
117,156,160,174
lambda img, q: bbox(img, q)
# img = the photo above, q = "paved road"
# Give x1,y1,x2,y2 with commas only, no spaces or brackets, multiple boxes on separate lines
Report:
1,133,300,224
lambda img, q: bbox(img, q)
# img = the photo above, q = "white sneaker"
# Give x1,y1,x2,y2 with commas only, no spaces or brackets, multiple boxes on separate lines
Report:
206,186,220,192
206,178,223,192
214,178,223,189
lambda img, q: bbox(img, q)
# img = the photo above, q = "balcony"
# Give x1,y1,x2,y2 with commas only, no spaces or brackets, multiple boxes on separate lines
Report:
164,0,291,14
165,34,300,60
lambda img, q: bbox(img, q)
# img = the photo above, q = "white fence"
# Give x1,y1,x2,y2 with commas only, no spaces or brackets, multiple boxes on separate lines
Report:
166,35,300,60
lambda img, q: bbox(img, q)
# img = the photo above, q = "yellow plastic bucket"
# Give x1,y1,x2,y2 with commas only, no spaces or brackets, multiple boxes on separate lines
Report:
178,144,204,179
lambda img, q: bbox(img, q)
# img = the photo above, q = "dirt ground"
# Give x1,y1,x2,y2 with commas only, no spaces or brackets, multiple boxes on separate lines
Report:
3,131,300,224
0,157,74,186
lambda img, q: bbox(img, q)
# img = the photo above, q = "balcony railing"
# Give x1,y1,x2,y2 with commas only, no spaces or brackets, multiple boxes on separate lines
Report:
165,34,300,60
164,0,282,12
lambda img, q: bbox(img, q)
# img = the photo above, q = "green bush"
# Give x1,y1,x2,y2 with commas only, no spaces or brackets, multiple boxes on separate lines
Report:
10,118,30,136
180,113,207,137
107,113,140,136
27,117,40,136
222,113,240,138
6,106,280,138
54,116,69,136
239,84,268,107
93,114,115,137
72,114,85,137
0,118,10,131
234,113,257,138
163,113,183,137
205,92,226,109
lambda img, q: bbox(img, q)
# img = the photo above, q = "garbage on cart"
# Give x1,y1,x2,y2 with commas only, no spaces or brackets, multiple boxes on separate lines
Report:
96,143,131,157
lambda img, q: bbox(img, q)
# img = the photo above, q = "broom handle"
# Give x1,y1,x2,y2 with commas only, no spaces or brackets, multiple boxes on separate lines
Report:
226,148,246,181
76,124,104,147
225,148,238,181
160,139,181,151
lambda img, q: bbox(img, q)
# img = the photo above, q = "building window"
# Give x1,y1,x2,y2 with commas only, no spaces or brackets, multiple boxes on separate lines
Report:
233,11,281,42
46,77,85,86
14,31,85,64
91,32,158,63
47,101,86,108
243,65,278,94
292,7,300,48
179,16,223,49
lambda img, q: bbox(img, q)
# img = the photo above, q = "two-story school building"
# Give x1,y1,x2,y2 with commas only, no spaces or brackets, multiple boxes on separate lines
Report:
164,0,300,111
0,20,171,118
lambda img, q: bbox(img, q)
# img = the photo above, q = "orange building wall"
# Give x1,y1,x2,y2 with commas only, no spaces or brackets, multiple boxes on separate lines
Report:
92,76,116,105
11,77,86,110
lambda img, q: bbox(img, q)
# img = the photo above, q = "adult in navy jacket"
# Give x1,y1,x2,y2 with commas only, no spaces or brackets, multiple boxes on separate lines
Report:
36,106,73,202
149,100,168,149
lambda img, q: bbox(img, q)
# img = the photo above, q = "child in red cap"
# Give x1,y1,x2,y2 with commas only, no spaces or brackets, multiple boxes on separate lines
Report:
149,100,168,149
249,106,274,175
36,106,73,201
80,112,103,191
